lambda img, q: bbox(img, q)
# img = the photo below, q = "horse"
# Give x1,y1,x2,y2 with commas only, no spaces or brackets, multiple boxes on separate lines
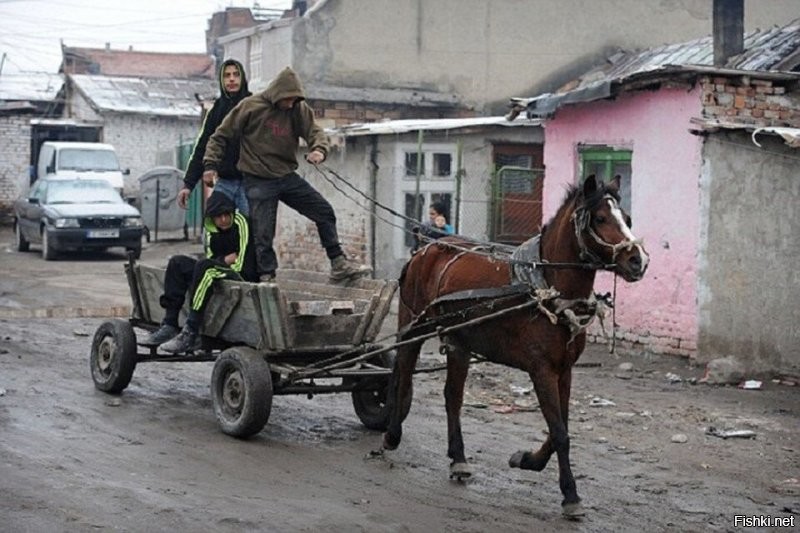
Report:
382,175,649,517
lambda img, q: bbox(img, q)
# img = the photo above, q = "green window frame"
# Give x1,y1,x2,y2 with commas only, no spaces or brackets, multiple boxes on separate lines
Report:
579,146,632,213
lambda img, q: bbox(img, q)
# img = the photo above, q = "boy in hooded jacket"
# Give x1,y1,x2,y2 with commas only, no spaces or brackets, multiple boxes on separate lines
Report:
202,66,369,283
178,59,251,215
142,190,258,353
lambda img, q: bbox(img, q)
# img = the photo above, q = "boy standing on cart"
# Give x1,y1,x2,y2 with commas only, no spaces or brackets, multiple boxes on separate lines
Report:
141,190,258,353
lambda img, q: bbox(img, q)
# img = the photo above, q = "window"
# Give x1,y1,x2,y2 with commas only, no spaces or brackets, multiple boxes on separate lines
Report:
432,153,452,177
403,192,453,247
405,152,424,176
579,146,632,213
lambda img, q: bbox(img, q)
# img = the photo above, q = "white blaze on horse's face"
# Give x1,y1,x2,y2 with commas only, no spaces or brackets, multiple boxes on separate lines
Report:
606,197,650,274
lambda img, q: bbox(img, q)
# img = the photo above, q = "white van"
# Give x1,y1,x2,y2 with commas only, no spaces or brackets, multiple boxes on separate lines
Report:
36,142,129,196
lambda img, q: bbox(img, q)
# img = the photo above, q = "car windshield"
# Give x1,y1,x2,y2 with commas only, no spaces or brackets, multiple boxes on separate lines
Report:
58,149,120,172
46,180,123,205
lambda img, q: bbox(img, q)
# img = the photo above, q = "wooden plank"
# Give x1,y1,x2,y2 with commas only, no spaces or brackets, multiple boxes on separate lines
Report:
278,268,390,292
351,295,379,345
203,283,243,337
278,279,377,301
292,314,364,347
363,280,399,342
289,300,355,316
136,264,165,325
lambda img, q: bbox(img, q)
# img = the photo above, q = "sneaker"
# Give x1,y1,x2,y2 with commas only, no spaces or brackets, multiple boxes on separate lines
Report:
329,255,371,283
259,273,276,283
159,325,201,354
139,324,179,346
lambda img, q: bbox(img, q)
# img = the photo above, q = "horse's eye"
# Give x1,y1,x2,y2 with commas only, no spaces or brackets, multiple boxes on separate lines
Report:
594,215,606,224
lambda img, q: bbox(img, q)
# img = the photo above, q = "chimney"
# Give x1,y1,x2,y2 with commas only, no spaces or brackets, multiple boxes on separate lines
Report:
713,0,744,67
105,42,111,52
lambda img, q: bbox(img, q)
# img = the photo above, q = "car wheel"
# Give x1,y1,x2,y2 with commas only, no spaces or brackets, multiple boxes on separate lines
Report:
41,228,57,261
15,222,30,252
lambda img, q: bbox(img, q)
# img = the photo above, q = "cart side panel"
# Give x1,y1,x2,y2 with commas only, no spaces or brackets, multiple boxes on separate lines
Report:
278,269,390,292
291,315,364,347
136,264,165,325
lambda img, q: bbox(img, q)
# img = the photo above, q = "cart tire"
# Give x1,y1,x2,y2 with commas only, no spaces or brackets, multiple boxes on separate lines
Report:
211,346,272,438
90,319,137,394
15,222,29,252
351,351,395,431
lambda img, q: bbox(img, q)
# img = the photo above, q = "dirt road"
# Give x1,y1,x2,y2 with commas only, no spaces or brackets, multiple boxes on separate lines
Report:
1,227,798,532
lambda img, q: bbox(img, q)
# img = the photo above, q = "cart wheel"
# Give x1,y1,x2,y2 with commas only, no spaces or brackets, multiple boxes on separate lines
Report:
211,346,272,438
351,351,395,431
90,319,137,394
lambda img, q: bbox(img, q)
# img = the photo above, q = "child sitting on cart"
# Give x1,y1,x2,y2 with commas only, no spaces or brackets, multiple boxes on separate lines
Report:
141,190,258,353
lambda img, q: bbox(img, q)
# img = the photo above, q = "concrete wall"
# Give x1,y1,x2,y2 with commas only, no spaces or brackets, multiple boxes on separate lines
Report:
698,131,800,375
326,125,542,279
0,114,33,220
543,87,704,357
268,0,800,112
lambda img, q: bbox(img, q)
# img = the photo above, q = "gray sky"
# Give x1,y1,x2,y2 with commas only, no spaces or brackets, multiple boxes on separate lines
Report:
0,0,293,74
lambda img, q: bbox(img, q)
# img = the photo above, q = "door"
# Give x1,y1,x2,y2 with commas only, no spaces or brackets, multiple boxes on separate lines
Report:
491,144,544,244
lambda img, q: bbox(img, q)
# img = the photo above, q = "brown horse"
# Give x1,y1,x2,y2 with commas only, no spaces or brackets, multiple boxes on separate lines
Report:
383,175,649,517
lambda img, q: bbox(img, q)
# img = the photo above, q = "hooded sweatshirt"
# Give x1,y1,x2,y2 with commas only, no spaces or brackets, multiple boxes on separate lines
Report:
183,59,251,191
203,190,257,281
203,66,329,179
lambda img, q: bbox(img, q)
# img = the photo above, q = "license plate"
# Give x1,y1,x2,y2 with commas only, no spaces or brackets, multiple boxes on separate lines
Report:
87,229,119,239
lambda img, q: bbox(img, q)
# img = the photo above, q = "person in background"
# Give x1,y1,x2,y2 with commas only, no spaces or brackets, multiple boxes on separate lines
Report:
202,66,369,284
141,190,257,353
413,201,454,251
177,59,251,215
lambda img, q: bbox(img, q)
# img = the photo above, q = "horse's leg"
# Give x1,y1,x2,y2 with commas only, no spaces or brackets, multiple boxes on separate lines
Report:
382,340,421,450
513,368,584,518
443,341,471,480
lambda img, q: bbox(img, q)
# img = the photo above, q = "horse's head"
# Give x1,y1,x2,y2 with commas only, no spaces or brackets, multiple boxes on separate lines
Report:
573,175,649,282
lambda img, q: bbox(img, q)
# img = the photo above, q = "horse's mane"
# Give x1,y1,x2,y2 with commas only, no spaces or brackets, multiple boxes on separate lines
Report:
541,179,620,231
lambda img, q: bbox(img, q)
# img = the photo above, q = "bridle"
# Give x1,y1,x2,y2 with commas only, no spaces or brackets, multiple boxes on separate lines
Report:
571,194,642,268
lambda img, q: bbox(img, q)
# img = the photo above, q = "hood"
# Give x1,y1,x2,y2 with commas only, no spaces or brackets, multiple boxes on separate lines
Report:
219,58,249,100
205,190,236,218
46,203,140,218
261,66,305,105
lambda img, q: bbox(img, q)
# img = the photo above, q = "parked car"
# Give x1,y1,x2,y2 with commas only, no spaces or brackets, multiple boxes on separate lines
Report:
13,178,144,260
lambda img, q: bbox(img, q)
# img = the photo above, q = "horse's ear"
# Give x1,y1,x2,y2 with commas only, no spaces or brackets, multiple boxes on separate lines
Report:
583,174,599,197
609,174,621,192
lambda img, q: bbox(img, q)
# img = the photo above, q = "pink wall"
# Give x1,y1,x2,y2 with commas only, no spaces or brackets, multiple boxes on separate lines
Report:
543,87,704,355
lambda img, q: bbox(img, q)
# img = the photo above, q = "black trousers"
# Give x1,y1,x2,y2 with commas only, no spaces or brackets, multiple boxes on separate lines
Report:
244,172,343,276
159,254,239,330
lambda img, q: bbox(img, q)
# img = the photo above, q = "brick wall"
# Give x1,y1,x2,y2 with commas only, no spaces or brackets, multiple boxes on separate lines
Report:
701,75,800,127
0,114,33,222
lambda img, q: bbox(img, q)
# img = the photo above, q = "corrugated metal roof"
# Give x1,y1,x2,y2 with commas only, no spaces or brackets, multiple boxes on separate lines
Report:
515,20,800,117
0,72,63,102
70,74,218,117
752,126,800,148
328,115,540,137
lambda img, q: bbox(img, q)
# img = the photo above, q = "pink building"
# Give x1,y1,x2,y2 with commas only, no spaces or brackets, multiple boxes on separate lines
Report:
511,21,800,374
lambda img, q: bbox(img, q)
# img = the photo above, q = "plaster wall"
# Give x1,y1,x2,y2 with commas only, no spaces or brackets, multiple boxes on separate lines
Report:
698,132,800,375
543,88,704,355
279,0,799,112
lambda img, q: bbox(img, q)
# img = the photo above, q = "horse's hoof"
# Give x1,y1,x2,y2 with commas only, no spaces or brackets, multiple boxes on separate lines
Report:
382,434,398,451
562,501,585,520
449,462,472,481
509,451,525,469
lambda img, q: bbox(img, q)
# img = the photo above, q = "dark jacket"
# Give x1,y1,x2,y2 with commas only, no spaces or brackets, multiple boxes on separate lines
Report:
183,59,251,191
203,66,329,179
203,190,257,281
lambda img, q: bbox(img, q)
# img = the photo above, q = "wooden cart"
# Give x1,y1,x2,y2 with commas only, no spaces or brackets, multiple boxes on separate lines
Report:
89,258,398,438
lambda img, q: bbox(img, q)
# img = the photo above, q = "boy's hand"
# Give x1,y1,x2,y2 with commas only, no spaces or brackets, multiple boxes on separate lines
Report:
224,252,238,265
203,170,219,186
176,187,191,209
306,149,325,165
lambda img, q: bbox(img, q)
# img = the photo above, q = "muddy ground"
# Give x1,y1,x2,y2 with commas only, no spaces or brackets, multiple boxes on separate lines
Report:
0,227,798,532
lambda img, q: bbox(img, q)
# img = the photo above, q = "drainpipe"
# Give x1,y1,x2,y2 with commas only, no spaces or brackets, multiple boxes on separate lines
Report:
713,0,744,67
369,135,379,275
